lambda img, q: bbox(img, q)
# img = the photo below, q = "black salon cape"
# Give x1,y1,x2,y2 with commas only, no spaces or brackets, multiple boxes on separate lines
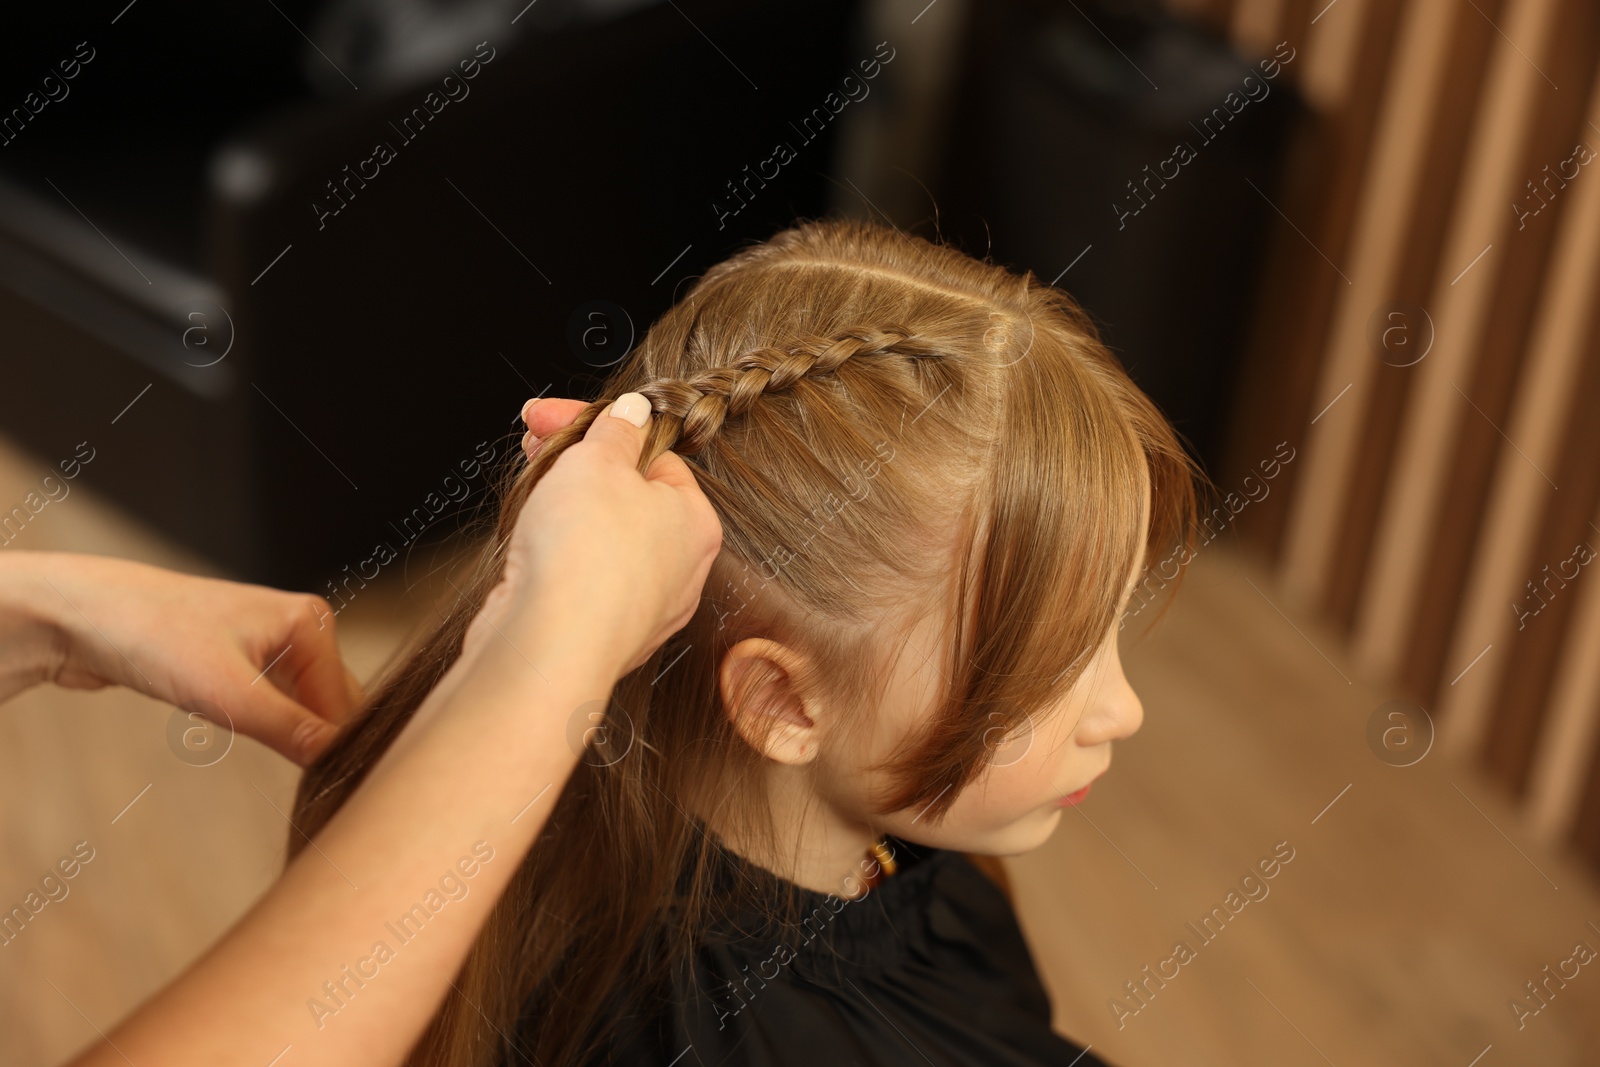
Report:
579,838,1113,1067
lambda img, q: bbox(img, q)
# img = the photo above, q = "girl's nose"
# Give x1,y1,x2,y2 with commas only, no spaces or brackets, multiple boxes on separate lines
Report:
1077,650,1143,747
1108,672,1145,742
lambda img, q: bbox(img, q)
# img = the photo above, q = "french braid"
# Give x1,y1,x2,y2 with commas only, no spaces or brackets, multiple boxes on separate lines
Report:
635,326,942,455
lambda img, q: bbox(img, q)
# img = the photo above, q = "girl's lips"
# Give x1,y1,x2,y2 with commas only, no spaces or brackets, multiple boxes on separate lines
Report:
1055,784,1092,808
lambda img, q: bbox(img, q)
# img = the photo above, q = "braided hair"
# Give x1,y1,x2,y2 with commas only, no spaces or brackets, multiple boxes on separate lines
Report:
640,328,941,454
528,326,946,466
291,218,1200,1067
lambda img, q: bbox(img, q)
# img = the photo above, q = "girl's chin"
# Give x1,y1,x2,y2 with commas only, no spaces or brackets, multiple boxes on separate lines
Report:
884,817,1048,857
978,808,1066,857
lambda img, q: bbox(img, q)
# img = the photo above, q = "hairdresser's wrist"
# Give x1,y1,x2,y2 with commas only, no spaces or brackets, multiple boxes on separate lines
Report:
387,580,627,764
0,551,72,702
516,562,682,682
500,588,633,691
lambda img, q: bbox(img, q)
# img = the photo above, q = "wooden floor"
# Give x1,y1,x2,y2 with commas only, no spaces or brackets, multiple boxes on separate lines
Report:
3,432,1598,1067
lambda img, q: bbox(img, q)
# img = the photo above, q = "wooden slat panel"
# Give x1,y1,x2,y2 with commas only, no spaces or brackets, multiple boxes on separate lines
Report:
1350,0,1564,678
1230,0,1286,56
1406,5,1600,706
1205,0,1242,31
1297,0,1370,110
1201,0,1600,873
1321,1,1507,636
1481,331,1600,794
1521,141,1600,848
1563,594,1600,863
1271,0,1316,79
1528,487,1600,842
1166,0,1238,33
1435,59,1600,765
1276,0,1462,607
1219,0,1398,560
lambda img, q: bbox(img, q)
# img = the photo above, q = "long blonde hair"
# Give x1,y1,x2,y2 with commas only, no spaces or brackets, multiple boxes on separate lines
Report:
291,218,1200,1065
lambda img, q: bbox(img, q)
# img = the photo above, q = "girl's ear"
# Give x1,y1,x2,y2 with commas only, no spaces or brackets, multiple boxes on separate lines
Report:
718,638,823,765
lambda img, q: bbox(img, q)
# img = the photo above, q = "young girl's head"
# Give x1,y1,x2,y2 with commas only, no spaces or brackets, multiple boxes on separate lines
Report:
293,218,1198,1066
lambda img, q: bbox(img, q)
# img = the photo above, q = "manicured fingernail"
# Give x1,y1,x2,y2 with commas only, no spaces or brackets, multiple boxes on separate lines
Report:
521,397,543,424
609,392,651,428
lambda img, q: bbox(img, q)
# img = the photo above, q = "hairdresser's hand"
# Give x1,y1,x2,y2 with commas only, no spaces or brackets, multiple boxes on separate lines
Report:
473,392,722,678
519,396,588,459
0,552,361,764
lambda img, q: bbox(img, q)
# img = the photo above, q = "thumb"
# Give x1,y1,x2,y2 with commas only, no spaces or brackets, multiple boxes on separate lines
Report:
581,392,653,471
245,686,341,766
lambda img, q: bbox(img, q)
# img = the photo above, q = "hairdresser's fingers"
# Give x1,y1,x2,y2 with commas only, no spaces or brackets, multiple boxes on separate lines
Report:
578,392,653,469
520,397,588,438
641,447,723,584
267,600,363,725
231,683,340,766
628,450,723,673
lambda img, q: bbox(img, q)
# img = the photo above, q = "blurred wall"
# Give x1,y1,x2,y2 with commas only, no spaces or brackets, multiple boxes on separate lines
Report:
1203,0,1600,871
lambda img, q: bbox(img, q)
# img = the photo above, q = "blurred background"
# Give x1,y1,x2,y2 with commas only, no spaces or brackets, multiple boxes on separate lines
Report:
3,0,1599,1063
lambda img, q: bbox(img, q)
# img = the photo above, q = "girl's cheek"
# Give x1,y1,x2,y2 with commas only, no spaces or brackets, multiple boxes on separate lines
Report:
977,757,1057,817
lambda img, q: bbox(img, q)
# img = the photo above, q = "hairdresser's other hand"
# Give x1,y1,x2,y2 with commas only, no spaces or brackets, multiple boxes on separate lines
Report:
2,552,362,765
519,396,589,460
476,392,722,678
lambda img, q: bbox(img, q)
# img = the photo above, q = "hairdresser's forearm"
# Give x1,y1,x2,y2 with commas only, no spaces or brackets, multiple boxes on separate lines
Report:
81,606,619,1067
0,551,69,702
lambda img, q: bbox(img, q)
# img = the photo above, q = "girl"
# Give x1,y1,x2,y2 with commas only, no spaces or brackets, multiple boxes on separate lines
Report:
293,218,1200,1066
